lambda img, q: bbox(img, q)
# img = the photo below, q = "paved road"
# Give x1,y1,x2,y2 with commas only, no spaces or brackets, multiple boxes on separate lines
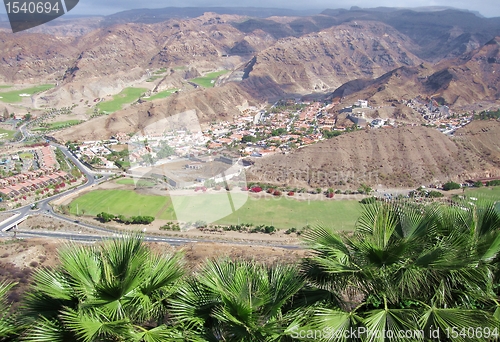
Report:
0,144,301,249
0,143,106,232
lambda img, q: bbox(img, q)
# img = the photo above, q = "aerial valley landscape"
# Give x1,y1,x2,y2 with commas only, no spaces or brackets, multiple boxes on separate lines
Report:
0,3,500,341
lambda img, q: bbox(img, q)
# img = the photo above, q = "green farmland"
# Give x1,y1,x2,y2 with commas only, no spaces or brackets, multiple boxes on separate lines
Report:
191,70,229,88
69,188,361,229
97,87,147,113
144,89,178,101
0,84,54,103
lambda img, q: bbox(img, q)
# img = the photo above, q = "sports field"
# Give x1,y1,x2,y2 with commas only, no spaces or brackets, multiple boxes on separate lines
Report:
144,89,178,101
97,87,147,113
69,188,361,229
191,70,229,88
465,187,500,200
69,189,176,219
216,196,361,229
0,128,16,140
115,179,156,187
0,84,54,103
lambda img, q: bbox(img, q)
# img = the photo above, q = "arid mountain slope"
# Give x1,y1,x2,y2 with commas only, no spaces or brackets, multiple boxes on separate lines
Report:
326,37,500,110
247,124,500,189
247,22,421,93
454,120,500,170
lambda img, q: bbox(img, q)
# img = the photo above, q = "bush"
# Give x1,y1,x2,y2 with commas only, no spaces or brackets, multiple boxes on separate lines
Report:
97,212,115,223
251,186,262,193
428,190,444,198
443,181,461,191
288,191,294,196
473,181,483,188
273,190,282,196
486,180,500,187
160,222,181,231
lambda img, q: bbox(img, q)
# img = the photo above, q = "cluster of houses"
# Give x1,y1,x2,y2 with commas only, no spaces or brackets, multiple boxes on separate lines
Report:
405,98,472,134
69,100,362,170
205,101,338,157
0,145,72,200
0,168,73,199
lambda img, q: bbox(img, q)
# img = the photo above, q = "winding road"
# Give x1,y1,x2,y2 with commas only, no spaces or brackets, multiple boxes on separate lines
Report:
0,144,300,249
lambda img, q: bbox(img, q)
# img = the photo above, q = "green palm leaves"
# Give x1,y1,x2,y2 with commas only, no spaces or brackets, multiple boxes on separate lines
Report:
299,200,500,341
0,281,19,341
22,235,185,342
171,259,305,342
0,199,499,341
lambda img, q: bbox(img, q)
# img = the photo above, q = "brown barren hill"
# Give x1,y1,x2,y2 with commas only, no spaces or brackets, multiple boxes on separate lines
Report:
247,125,500,189
453,120,500,170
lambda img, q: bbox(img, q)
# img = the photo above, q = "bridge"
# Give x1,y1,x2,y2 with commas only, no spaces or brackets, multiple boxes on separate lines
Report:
0,213,30,232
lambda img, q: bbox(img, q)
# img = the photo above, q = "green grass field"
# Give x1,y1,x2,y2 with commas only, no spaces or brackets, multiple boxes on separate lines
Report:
146,76,163,82
69,190,174,218
465,187,500,200
191,70,229,88
115,179,156,187
0,85,12,89
216,197,361,229
69,188,361,229
0,128,16,140
97,87,147,113
19,152,34,159
0,84,54,103
33,120,82,132
144,89,178,101
153,68,167,74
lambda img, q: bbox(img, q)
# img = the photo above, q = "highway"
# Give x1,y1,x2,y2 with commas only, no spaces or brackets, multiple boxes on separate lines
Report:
0,144,301,249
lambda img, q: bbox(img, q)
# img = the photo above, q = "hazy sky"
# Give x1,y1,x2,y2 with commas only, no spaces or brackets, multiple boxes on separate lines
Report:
68,0,500,17
1,0,499,17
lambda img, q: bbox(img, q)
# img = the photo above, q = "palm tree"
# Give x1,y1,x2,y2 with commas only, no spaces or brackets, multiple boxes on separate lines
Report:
170,258,305,341
0,281,19,341
296,200,500,341
21,235,185,341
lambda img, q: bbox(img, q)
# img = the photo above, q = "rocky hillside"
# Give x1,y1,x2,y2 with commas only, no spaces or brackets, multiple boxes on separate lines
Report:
247,123,500,189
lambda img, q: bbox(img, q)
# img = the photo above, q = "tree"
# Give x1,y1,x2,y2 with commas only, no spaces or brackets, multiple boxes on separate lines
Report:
22,235,186,341
156,142,175,159
142,153,154,166
474,181,483,188
297,200,500,341
171,259,304,341
358,183,373,195
96,212,114,222
443,181,461,191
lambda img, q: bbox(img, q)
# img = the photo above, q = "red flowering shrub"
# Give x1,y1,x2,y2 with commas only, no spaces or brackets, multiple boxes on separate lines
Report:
251,187,262,193
288,191,295,196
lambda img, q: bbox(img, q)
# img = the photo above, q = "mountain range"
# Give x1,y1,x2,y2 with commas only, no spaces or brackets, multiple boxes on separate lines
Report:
1,6,499,187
